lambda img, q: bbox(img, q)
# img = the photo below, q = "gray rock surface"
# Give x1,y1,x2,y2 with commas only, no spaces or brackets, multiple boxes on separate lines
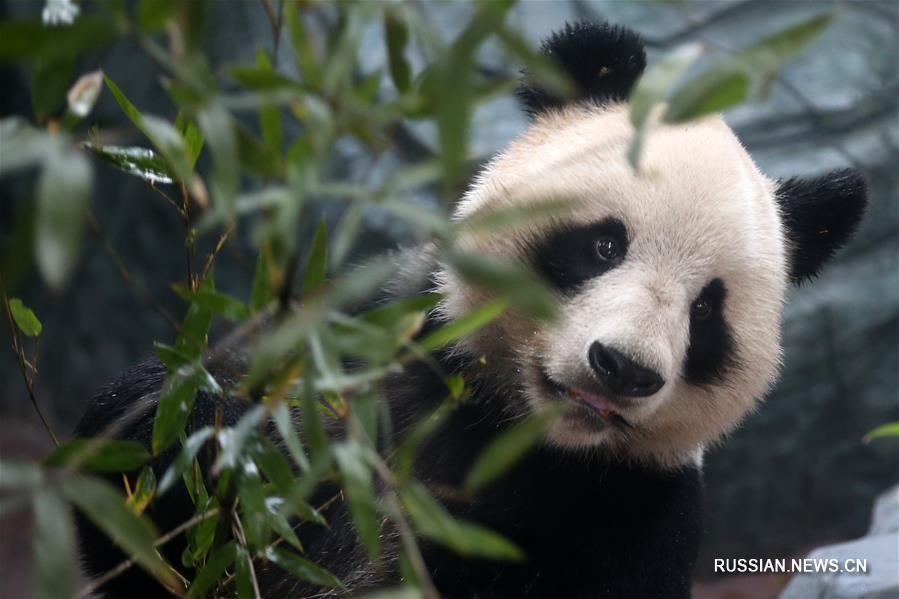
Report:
780,485,899,599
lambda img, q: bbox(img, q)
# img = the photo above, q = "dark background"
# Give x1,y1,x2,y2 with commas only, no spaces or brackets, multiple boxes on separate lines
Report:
2,0,897,593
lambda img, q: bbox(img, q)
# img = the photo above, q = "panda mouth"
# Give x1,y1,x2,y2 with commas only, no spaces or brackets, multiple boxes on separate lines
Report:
540,369,631,428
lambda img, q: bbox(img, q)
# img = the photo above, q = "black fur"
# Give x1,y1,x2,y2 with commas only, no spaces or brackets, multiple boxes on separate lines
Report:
684,278,735,385
776,168,867,284
517,22,647,117
529,218,629,293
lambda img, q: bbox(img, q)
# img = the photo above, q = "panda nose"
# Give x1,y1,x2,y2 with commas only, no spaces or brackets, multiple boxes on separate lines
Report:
588,342,665,397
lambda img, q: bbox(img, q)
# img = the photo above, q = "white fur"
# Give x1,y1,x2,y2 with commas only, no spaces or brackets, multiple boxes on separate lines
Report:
434,104,789,469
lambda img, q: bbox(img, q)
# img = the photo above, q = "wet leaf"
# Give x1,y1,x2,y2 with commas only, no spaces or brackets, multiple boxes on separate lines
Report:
83,142,175,184
266,546,344,589
8,298,42,337
33,490,79,599
158,427,214,494
61,475,179,590
45,438,149,472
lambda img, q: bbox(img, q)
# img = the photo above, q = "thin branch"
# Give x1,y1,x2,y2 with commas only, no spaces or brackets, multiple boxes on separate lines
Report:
1,288,59,447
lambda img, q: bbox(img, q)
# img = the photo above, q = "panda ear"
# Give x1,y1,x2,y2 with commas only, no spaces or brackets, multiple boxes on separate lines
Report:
776,168,867,285
517,22,647,117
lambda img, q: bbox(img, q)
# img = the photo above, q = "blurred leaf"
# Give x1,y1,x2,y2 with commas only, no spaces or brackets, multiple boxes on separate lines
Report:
185,541,236,599
172,283,250,322
137,0,178,33
303,220,329,296
627,43,704,168
250,248,275,312
61,475,179,590
664,11,835,123
864,421,899,443
356,587,423,599
128,466,157,514
448,251,556,320
158,427,214,494
400,482,523,561
265,546,344,589
464,408,562,492
459,198,576,235
35,145,91,289
418,300,506,353
285,4,321,88
256,48,283,154
33,490,79,599
45,438,149,472
333,441,380,559
31,56,74,121
197,102,240,215
395,402,456,480
83,142,175,184
66,70,104,118
234,546,255,598
0,16,119,63
272,402,309,472
235,124,283,179
385,11,412,92
8,298,42,337
0,461,43,490
175,112,205,169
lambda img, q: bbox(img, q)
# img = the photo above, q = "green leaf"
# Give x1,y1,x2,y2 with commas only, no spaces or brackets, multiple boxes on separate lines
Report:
35,145,91,289
303,220,329,296
448,251,557,320
333,441,380,559
285,4,321,88
185,541,236,599
627,42,704,168
213,404,267,473
61,475,179,591
8,298,42,337
864,421,899,443
0,16,118,63
464,408,563,492
250,249,275,313
137,0,178,33
45,439,149,472
83,142,175,184
272,402,310,472
255,48,284,153
664,11,835,123
172,283,250,322
30,56,74,122
127,466,157,514
175,112,205,169
33,490,79,599
158,427,214,495
266,546,344,589
385,11,412,92
0,460,43,490
400,482,523,561
418,300,507,353
197,101,240,215
234,546,255,599
395,402,456,480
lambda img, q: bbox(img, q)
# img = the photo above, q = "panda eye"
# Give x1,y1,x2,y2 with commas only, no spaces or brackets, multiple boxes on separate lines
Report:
595,237,620,261
691,298,712,320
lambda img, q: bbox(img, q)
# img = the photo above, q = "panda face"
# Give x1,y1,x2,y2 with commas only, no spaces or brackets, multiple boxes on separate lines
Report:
437,105,788,467
432,22,865,469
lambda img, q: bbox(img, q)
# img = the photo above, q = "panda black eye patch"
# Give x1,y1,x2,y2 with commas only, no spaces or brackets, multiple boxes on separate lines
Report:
684,278,735,385
529,218,628,292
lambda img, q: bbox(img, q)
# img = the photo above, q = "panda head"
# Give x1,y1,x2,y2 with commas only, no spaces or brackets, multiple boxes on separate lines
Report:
434,22,867,468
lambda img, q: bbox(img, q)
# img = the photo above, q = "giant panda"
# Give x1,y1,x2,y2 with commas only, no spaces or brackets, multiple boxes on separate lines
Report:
74,21,867,599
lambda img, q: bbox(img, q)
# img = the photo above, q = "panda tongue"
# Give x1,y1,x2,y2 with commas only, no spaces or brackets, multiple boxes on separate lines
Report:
569,388,617,420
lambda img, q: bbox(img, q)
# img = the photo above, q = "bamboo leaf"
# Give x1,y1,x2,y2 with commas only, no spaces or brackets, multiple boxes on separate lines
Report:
303,220,329,296
266,546,344,589
417,300,507,353
333,441,380,559
33,491,79,599
61,475,179,591
8,298,42,337
45,438,149,472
